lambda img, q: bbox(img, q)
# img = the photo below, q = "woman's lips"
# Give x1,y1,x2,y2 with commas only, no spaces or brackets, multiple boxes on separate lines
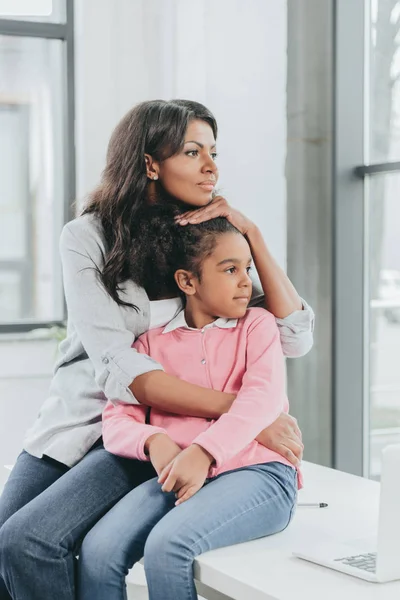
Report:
198,182,215,191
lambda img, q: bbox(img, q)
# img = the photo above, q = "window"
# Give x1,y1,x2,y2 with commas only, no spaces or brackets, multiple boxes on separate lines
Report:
335,0,400,479
0,0,74,332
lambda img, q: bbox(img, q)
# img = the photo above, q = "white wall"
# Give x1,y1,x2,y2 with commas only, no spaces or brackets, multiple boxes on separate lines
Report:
1,0,287,467
0,336,57,475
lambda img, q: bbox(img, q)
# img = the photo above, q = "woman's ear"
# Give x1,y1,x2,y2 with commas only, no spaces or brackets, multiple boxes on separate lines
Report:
174,270,197,296
144,154,159,181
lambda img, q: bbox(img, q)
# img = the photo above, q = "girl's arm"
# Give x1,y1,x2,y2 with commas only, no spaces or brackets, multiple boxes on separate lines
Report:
102,401,183,476
102,401,167,461
192,309,286,469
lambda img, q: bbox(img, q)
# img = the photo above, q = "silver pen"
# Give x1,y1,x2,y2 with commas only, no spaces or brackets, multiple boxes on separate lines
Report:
298,502,328,508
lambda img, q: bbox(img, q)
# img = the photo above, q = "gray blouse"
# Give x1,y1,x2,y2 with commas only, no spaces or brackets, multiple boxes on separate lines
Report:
24,213,315,467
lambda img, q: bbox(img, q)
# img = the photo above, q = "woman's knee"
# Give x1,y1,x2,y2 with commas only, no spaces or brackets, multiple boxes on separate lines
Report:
0,510,31,569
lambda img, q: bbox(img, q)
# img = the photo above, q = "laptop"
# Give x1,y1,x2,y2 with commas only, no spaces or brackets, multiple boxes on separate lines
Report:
293,444,400,583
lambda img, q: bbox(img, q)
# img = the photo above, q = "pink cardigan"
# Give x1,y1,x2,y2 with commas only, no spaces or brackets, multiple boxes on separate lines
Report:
103,307,301,485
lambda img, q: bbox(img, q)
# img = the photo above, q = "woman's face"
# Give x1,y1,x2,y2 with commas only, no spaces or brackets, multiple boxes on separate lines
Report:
155,120,219,208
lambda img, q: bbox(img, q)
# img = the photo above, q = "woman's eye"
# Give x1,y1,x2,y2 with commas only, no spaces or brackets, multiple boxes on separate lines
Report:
211,152,218,160
186,150,199,157
246,266,252,273
226,267,236,274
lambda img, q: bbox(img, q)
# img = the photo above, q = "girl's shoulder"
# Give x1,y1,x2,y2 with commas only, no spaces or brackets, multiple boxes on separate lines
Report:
239,307,277,335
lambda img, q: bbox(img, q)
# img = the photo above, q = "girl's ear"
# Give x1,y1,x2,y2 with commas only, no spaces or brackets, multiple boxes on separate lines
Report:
174,270,197,296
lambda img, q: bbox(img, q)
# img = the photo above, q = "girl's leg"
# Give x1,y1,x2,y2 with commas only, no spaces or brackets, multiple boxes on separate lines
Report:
144,462,297,600
0,444,156,600
0,450,68,600
78,477,175,600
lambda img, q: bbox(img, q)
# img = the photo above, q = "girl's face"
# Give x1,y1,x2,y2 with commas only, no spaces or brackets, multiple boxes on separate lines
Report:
178,232,253,320
154,120,219,208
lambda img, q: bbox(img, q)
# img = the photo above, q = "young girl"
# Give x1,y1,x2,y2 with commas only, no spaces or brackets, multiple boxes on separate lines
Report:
0,100,311,600
78,208,300,600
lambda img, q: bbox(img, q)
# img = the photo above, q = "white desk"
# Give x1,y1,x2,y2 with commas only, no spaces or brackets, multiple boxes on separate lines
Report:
193,461,400,600
3,462,400,599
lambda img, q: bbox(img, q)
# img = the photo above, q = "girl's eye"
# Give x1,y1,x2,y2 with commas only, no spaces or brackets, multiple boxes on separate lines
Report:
226,267,236,274
246,266,252,273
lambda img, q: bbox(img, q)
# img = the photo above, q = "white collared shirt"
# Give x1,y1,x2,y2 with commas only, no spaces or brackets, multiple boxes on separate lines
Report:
162,309,237,334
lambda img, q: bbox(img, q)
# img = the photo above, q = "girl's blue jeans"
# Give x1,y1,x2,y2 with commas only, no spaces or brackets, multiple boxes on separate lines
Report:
78,461,297,600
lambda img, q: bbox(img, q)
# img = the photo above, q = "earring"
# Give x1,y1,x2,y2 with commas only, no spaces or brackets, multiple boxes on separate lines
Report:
153,175,158,181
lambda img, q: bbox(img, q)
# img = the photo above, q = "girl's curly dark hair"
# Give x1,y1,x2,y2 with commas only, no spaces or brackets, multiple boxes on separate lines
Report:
129,203,241,301
81,99,218,310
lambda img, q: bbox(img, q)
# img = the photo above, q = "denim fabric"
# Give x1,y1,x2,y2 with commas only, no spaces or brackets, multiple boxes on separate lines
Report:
0,451,69,600
78,461,297,600
0,445,156,600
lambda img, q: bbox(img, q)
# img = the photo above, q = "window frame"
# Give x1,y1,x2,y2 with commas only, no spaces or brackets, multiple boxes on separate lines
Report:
0,1,75,334
334,0,400,476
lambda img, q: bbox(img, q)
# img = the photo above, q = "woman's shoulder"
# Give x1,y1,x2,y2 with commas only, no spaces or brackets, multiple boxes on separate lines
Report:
63,212,103,238
60,212,105,249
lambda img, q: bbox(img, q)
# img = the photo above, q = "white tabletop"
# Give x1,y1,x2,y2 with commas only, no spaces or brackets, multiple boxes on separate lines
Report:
194,461,400,600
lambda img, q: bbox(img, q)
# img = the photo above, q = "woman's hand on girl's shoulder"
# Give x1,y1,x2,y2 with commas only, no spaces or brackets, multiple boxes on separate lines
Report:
158,444,214,506
174,196,256,236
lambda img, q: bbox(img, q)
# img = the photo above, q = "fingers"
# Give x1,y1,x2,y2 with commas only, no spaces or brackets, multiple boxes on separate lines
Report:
175,485,198,506
157,462,172,484
176,210,216,225
175,198,227,225
285,414,303,441
158,463,174,488
161,471,176,492
280,446,299,467
279,440,303,467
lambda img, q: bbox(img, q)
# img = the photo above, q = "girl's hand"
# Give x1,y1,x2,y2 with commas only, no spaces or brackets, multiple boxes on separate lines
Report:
256,413,304,467
175,196,255,236
145,433,182,476
158,444,214,505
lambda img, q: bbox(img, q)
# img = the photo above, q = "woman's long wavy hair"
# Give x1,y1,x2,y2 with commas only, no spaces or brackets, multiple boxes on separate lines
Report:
82,99,218,309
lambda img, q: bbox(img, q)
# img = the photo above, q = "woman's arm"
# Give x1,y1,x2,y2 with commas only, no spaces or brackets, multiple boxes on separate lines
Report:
130,371,235,418
247,227,315,358
130,337,236,418
246,225,302,318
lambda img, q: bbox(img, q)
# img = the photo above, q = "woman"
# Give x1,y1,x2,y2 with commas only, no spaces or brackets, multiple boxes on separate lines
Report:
0,99,313,600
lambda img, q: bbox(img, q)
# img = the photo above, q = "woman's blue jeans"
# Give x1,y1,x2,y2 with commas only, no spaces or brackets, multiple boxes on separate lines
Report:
78,461,297,600
0,443,157,600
